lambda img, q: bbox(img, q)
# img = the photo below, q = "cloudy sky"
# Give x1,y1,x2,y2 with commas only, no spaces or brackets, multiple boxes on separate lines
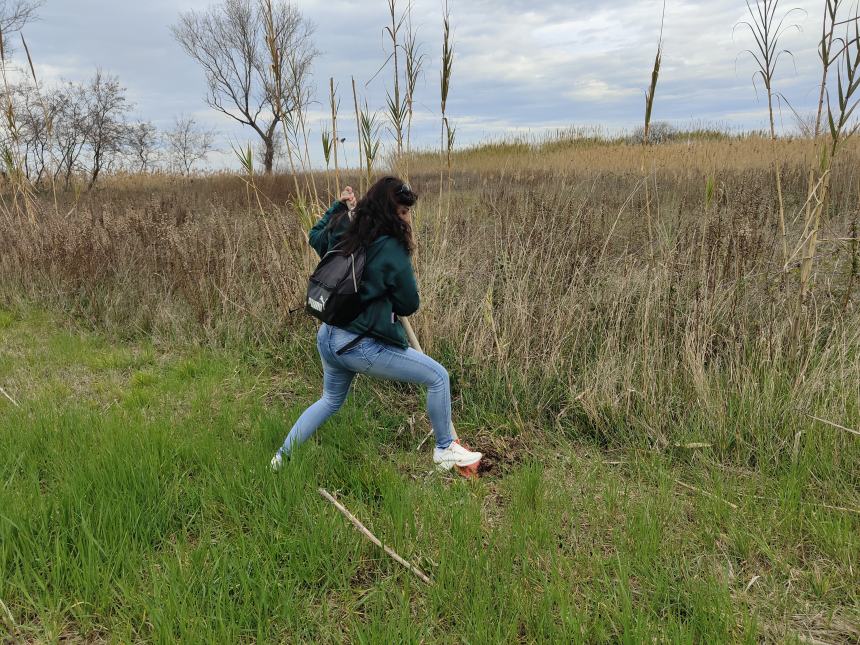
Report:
13,0,834,169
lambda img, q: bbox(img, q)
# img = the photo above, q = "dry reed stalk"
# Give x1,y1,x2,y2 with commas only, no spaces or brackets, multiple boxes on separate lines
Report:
287,55,321,207
261,0,304,203
798,3,860,327
20,33,60,215
842,203,858,312
329,77,340,194
351,76,364,193
436,0,454,257
640,1,665,265
321,128,332,196
402,3,423,182
318,488,432,584
385,0,407,164
736,0,803,268
231,141,294,311
0,26,38,224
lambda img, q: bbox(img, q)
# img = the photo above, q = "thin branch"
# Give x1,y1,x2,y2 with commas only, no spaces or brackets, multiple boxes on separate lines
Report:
675,479,739,510
318,488,432,585
0,386,19,407
805,413,860,436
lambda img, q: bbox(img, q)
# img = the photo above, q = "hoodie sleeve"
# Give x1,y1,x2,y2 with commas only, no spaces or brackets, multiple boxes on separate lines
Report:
386,243,420,317
308,201,347,258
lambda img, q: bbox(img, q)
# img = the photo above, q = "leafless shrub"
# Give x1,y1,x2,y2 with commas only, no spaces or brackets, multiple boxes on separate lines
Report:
126,120,158,173
83,70,130,188
165,115,216,175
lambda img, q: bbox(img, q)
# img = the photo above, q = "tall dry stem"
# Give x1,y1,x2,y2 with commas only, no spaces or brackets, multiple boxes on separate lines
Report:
0,26,37,224
438,0,454,229
796,2,859,337
385,0,407,167
329,77,340,194
640,0,665,265
351,76,364,193
403,4,424,181
735,0,804,268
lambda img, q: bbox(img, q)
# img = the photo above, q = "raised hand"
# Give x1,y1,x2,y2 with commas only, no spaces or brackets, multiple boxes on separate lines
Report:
340,186,357,210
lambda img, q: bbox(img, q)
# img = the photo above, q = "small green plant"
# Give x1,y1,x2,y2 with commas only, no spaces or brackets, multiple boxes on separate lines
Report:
359,100,381,185
321,127,332,195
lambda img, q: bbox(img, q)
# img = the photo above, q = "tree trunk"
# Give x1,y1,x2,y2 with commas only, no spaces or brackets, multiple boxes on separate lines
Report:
88,146,101,189
263,135,275,174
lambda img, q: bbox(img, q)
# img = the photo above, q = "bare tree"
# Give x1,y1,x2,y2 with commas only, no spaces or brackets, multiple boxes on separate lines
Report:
1,81,55,183
0,0,43,56
83,70,130,188
171,0,316,174
127,119,158,172
255,132,285,170
52,80,90,188
165,115,216,174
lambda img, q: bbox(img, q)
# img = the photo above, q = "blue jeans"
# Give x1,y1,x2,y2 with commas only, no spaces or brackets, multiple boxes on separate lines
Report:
278,324,455,457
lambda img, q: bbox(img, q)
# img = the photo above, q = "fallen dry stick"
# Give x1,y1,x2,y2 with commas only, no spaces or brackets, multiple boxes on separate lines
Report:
0,386,19,408
751,494,860,515
805,413,860,437
0,597,16,636
318,488,432,585
675,479,739,510
415,429,433,452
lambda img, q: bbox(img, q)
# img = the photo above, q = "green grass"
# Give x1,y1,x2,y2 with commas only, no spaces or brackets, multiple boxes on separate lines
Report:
1,308,858,643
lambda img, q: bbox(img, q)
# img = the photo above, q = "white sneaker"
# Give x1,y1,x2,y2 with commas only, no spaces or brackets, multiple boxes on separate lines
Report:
433,442,482,471
270,452,284,472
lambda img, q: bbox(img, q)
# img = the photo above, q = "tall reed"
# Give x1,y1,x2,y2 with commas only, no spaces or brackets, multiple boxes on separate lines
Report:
403,4,424,181
796,2,860,340
735,0,803,267
385,0,407,165
640,1,665,264
329,77,340,195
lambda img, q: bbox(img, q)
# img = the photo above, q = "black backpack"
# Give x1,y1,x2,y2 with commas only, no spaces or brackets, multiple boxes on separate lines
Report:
305,244,369,327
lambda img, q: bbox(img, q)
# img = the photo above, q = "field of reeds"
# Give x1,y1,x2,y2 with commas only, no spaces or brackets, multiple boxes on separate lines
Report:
1,132,859,642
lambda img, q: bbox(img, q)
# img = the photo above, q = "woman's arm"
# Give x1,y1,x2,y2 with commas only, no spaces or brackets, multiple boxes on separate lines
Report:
387,247,420,317
308,187,358,258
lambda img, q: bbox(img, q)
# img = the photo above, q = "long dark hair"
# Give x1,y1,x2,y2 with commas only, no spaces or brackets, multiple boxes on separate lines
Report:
338,176,417,255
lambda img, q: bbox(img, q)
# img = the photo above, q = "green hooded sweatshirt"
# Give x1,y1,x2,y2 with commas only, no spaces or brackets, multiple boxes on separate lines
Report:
308,201,419,349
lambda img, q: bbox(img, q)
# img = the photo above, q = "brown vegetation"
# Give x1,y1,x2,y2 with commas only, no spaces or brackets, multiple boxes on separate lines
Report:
1,138,858,475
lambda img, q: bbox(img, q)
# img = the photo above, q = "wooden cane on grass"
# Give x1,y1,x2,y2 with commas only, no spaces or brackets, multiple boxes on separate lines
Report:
318,488,432,584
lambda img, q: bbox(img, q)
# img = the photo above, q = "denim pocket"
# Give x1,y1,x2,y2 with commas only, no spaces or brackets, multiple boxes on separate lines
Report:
359,337,386,367
329,327,372,371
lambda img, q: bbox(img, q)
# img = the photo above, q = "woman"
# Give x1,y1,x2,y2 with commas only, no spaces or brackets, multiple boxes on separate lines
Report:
271,177,482,472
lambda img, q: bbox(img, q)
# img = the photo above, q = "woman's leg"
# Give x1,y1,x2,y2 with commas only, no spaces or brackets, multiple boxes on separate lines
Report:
278,354,355,458
362,344,454,450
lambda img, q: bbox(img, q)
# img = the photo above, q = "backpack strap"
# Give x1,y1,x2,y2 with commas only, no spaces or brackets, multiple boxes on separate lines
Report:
333,285,391,356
